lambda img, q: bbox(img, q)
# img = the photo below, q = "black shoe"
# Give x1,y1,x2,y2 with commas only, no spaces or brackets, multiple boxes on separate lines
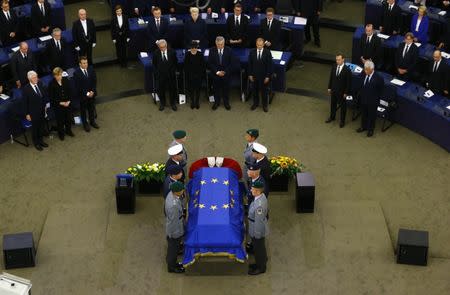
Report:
90,122,99,129
339,122,345,128
224,104,231,110
83,124,91,132
34,144,43,151
66,130,74,137
190,103,195,109
304,38,311,44
171,104,177,111
248,268,265,275
40,141,48,148
251,104,258,110
168,266,185,273
356,127,366,133
263,106,268,112
196,103,200,109
212,103,218,110
315,41,321,48
159,105,165,111
249,263,257,270
58,134,64,141
367,130,374,137
325,118,334,123
246,243,254,253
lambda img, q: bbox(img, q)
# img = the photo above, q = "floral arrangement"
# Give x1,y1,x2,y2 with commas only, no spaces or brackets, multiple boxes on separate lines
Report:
126,162,166,183
269,156,304,178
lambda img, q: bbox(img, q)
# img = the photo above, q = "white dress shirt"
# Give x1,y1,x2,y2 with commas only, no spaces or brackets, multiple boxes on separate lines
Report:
81,19,88,36
117,15,123,28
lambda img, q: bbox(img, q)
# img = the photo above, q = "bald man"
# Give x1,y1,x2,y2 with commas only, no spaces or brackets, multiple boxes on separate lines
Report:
72,8,96,64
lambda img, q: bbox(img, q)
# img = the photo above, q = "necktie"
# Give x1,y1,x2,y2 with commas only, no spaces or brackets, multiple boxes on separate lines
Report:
156,19,160,31
364,75,369,85
389,5,392,12
57,40,60,51
367,36,370,44
219,49,222,65
403,44,409,58
6,11,10,21
34,85,42,97
40,4,45,16
235,17,239,26
163,52,167,61
83,69,88,77
433,61,438,72
23,54,27,60
336,65,341,76
268,20,271,30
258,50,261,60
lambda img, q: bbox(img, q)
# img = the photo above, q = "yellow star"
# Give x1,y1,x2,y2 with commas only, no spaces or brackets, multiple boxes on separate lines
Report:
230,190,234,196
222,204,229,209
223,180,229,186
199,204,205,209
200,180,206,185
195,190,200,196
210,205,218,211
211,178,218,183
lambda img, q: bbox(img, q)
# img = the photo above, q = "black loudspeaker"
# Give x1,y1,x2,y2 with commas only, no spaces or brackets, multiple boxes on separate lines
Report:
116,174,136,214
3,232,36,269
397,229,429,266
295,172,315,213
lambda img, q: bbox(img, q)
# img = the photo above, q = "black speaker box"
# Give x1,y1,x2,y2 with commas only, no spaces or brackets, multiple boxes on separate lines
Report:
397,229,428,266
116,179,136,214
3,232,36,269
295,172,315,213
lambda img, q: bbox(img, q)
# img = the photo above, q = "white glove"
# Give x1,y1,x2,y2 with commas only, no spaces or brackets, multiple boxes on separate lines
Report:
207,157,216,168
215,157,224,167
112,39,116,44
126,38,130,42
75,46,80,51
92,43,96,48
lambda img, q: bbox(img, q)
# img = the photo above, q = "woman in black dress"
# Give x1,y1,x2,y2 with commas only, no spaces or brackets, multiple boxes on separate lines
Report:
48,67,74,140
184,42,205,109
111,5,130,67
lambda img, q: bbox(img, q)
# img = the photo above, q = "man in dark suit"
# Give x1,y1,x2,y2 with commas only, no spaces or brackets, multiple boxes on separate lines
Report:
133,0,154,17
425,50,449,96
23,71,49,151
438,19,450,51
10,42,37,88
72,8,96,65
394,32,418,81
357,60,384,137
152,39,178,111
111,5,130,67
298,0,322,47
147,7,169,52
226,4,249,47
73,56,99,132
163,165,183,198
30,0,51,37
207,36,234,110
326,53,352,127
259,7,282,50
0,0,19,46
359,24,382,67
248,38,274,112
380,0,401,36
45,27,67,71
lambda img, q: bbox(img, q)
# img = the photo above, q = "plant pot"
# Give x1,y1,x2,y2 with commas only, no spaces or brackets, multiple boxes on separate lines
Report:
270,174,290,192
137,179,162,195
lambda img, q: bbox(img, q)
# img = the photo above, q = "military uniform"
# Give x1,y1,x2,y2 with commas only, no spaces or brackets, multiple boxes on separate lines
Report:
165,189,184,272
248,191,269,274
243,129,259,183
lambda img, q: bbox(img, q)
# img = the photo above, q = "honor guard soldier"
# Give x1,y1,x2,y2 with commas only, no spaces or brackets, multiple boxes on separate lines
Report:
166,144,186,182
163,165,183,199
165,181,186,273
248,181,269,275
247,162,269,202
251,142,271,191
244,129,259,182
169,130,188,163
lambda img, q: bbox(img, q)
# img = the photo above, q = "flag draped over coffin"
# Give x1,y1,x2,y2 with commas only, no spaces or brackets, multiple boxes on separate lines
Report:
183,167,247,266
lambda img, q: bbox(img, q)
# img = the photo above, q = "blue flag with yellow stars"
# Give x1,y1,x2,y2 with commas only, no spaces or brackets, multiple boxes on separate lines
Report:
183,167,247,266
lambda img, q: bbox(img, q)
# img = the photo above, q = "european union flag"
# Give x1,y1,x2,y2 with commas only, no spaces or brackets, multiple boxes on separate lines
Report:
183,167,247,266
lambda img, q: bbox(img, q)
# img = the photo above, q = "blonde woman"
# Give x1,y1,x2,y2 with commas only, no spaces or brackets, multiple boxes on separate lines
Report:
410,6,429,43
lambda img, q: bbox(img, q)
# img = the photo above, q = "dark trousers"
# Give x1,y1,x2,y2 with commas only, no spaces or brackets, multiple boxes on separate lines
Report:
115,37,127,67
55,106,72,136
166,236,182,269
31,118,45,145
330,92,347,123
360,103,377,131
79,42,93,65
212,77,230,106
188,78,202,106
305,15,320,42
157,76,177,106
252,79,269,107
252,237,267,271
80,98,96,125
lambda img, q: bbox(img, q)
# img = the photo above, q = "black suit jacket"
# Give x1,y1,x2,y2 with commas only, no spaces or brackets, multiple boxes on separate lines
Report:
259,18,282,50
328,64,351,96
10,51,37,84
395,42,419,71
184,18,208,48
30,1,52,36
226,14,249,44
298,0,323,16
380,2,401,35
0,9,19,45
111,15,130,41
72,18,97,48
147,17,169,49
426,60,448,95
48,77,72,108
359,33,382,65
248,48,273,80
359,72,384,106
152,48,178,79
45,38,67,70
207,46,234,79
184,51,206,80
23,82,47,121
73,66,97,101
